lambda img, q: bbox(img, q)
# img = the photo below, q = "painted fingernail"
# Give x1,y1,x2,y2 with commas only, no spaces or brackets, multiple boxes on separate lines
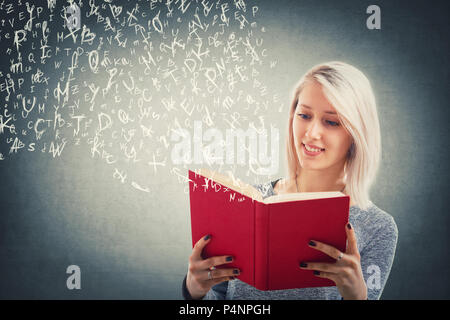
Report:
313,270,320,275
226,256,233,262
204,234,211,240
299,262,308,268
309,240,316,247
347,223,352,230
233,269,240,275
229,276,236,280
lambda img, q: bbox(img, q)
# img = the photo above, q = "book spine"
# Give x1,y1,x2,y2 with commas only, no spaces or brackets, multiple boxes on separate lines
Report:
254,201,269,291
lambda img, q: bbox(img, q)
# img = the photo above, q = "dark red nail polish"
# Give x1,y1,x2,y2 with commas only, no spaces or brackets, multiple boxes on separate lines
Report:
347,223,352,230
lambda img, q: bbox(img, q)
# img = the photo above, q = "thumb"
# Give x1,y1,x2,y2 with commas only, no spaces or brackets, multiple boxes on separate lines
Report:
345,223,359,255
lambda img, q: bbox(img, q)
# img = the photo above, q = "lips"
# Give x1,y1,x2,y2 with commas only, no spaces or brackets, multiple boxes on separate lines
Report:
301,143,325,157
303,143,325,152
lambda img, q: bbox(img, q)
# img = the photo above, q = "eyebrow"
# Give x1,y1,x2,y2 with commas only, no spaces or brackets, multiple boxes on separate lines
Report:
299,104,337,115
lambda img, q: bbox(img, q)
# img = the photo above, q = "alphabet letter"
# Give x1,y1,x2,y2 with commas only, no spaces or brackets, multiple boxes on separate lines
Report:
66,265,81,290
366,5,381,30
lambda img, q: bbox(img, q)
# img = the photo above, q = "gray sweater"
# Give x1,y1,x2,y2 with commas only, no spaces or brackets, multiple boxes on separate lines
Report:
202,179,398,300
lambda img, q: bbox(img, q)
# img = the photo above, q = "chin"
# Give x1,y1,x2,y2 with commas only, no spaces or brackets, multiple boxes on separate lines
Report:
297,152,334,171
298,157,325,170
300,162,326,171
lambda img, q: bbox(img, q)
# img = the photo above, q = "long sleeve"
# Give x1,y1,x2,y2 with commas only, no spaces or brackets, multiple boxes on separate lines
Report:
358,212,398,300
202,280,229,300
182,274,229,300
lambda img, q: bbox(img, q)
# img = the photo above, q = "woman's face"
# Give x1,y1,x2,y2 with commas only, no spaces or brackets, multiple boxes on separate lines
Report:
292,81,353,173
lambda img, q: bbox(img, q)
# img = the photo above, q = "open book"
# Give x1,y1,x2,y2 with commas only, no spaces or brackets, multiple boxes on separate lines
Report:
188,168,350,291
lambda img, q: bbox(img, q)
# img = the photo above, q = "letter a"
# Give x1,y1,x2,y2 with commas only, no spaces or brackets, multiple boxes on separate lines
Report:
66,265,81,290
366,5,381,30
366,264,381,290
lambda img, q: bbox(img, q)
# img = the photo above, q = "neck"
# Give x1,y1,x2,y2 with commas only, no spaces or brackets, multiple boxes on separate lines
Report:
296,167,346,193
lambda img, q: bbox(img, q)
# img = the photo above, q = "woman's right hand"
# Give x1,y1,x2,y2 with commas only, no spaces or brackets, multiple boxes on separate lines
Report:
186,234,240,299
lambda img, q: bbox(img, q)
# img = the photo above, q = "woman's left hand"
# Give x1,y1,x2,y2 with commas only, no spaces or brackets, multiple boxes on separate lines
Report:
299,223,368,300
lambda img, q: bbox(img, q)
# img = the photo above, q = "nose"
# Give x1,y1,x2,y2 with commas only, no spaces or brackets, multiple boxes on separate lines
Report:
305,119,322,140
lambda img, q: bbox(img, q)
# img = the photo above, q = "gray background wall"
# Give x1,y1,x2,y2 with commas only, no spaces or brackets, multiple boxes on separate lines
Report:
0,0,449,299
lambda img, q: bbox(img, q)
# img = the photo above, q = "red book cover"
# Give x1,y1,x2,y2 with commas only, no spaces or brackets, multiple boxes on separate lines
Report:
188,169,349,291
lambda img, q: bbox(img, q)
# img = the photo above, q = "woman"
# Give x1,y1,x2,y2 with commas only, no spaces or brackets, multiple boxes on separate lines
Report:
182,61,398,300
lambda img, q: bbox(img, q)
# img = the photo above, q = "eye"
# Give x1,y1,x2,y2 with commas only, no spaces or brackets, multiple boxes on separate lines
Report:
326,120,340,127
296,113,310,120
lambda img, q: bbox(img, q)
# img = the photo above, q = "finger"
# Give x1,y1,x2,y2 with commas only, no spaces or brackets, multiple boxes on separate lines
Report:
199,255,234,270
308,240,344,261
208,275,236,286
345,223,359,255
204,268,240,281
312,270,339,284
299,262,340,274
192,234,212,261
209,267,240,280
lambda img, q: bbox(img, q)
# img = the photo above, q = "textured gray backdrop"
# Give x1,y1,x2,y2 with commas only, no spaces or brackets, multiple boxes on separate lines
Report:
0,0,449,299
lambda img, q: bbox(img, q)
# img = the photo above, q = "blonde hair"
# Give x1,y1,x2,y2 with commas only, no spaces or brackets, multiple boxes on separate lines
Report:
286,61,381,210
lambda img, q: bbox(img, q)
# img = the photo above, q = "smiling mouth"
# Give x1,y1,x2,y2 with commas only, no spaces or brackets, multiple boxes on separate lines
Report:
302,143,325,153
